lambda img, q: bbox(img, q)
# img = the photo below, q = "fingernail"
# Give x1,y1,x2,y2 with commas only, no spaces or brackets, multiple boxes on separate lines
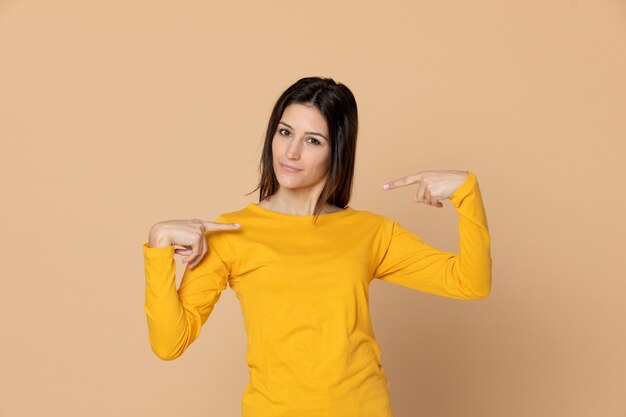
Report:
382,184,389,189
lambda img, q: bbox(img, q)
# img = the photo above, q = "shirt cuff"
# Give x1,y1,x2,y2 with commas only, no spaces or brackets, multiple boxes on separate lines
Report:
142,242,175,260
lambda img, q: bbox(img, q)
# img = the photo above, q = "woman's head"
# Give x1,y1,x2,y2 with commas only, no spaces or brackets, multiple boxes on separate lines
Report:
252,76,358,219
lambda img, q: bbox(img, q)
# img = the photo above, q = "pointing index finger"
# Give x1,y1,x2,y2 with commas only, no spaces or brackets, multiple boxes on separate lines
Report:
382,174,420,190
201,220,241,231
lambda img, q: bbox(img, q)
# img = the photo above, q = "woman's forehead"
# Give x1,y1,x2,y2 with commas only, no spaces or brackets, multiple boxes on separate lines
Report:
280,103,328,134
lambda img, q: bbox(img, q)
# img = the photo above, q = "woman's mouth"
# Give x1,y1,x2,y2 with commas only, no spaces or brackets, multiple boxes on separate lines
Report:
280,163,302,172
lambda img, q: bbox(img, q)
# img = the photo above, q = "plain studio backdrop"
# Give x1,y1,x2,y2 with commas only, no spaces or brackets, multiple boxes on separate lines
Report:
1,1,625,416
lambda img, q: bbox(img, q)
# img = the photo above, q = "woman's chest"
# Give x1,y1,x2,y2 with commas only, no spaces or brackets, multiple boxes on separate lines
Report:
226,229,377,299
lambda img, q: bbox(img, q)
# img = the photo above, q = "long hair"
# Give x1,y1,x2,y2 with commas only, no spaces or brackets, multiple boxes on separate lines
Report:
247,76,359,223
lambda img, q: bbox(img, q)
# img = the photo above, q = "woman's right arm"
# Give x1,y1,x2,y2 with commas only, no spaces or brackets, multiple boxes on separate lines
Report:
142,218,239,360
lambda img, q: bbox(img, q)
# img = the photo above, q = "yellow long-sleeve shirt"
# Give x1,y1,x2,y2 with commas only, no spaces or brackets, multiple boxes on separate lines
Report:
142,171,491,417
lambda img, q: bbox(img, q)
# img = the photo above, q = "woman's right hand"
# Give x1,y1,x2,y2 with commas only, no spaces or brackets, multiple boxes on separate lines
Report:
148,219,240,269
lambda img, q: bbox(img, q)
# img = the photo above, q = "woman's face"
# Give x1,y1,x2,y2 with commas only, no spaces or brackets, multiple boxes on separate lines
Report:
272,103,331,193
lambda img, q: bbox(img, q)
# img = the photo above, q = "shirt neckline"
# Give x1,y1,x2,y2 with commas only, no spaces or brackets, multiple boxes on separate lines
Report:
246,203,354,222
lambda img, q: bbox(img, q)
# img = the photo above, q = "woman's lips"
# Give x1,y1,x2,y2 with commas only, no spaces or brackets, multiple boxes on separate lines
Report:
280,163,302,172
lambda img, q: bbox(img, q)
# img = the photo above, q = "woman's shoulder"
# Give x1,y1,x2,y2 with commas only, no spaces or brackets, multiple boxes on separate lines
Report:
212,204,252,223
344,206,394,226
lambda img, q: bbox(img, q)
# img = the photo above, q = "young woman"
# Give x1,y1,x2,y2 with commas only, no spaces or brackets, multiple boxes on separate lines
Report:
142,76,492,417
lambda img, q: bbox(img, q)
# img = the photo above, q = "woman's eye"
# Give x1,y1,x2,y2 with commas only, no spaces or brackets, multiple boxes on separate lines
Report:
277,129,320,145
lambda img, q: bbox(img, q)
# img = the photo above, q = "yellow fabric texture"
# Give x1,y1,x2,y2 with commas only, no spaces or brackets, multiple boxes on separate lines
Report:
142,171,491,417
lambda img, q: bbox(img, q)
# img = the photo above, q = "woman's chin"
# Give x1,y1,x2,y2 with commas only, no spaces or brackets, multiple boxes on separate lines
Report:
276,178,315,190
277,182,303,190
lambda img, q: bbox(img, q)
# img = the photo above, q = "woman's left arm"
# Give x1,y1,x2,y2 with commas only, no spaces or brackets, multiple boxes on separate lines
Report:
375,170,492,300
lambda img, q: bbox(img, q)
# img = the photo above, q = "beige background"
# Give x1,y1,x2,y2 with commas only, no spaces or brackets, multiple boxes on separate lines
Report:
1,1,625,416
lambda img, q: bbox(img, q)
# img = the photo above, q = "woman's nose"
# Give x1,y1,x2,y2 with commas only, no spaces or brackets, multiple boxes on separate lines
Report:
286,138,301,160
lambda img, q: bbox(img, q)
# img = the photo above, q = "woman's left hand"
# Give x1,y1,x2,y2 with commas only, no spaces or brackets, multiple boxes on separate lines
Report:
382,170,469,208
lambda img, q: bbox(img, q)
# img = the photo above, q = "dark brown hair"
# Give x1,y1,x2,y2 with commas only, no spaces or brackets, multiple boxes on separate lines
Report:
247,76,359,223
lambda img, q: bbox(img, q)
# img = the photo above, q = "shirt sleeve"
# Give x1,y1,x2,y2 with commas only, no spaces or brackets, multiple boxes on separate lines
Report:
142,215,234,360
372,171,492,300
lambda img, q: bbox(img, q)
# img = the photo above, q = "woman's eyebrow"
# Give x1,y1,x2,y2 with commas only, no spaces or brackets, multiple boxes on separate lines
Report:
278,121,328,141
